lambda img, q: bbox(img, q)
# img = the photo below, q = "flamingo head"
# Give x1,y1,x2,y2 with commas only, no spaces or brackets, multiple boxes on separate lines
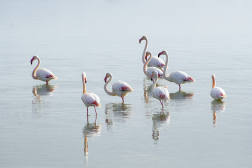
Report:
82,72,87,83
104,73,111,82
212,74,215,80
30,55,39,65
151,70,158,81
139,35,147,43
158,50,168,58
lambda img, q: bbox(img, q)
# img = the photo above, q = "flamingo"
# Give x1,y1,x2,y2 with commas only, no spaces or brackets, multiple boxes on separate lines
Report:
158,50,195,91
144,51,163,80
151,70,170,108
81,72,101,118
104,72,133,103
139,35,165,69
30,55,57,85
210,74,226,100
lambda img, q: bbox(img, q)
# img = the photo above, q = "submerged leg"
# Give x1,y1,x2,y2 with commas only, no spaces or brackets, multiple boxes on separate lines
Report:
94,106,97,116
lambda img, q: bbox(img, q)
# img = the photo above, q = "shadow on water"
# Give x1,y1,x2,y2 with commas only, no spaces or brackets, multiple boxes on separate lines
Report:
211,100,226,127
105,103,132,131
169,90,194,100
82,116,102,165
32,84,57,115
152,109,170,142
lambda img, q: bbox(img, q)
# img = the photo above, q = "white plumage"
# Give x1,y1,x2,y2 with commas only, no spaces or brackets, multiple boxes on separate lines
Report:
81,72,101,118
210,74,226,100
139,35,165,69
151,70,170,108
30,55,57,85
104,72,133,103
144,51,163,80
158,50,194,90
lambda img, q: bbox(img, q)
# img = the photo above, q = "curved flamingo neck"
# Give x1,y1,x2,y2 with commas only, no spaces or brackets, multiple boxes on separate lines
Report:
82,75,86,94
152,74,158,91
32,58,40,80
104,74,114,96
212,77,216,88
143,52,152,76
163,53,173,82
142,39,148,63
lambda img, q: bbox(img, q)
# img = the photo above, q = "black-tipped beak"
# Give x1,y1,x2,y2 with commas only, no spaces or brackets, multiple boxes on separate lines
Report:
151,78,153,81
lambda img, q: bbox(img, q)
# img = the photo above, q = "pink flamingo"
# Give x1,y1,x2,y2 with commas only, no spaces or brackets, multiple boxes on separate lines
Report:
143,51,163,81
139,35,165,69
151,70,170,108
81,72,101,118
104,72,133,103
158,50,195,91
30,55,57,85
210,74,226,100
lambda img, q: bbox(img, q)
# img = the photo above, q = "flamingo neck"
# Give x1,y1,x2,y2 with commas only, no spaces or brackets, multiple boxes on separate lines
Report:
212,77,216,88
82,76,86,94
152,75,158,91
143,53,152,76
163,53,173,82
32,58,40,80
104,75,114,96
142,39,148,63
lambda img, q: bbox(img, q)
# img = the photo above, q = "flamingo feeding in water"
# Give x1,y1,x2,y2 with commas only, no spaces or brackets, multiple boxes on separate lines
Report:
104,72,133,103
81,72,101,118
30,55,57,85
151,70,170,108
143,51,163,80
139,35,165,69
210,74,226,100
158,50,195,91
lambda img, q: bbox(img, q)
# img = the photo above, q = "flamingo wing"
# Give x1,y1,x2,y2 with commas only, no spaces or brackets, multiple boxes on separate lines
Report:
112,81,133,92
210,87,226,100
148,56,165,68
152,87,170,100
36,68,57,81
81,92,101,108
146,67,163,78
168,71,194,85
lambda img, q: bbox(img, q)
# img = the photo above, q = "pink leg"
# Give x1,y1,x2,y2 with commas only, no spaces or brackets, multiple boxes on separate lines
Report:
159,100,164,108
121,96,124,103
94,106,97,116
87,108,89,122
179,85,181,91
46,81,48,85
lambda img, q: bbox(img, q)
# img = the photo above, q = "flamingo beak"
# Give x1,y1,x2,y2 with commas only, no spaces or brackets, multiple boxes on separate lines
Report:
85,78,87,83
145,54,148,61
30,58,34,65
150,74,153,81
158,51,163,57
104,76,107,82
139,38,142,43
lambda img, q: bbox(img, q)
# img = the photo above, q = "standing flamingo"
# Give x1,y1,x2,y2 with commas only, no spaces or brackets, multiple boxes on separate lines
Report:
143,51,163,80
30,55,57,85
151,70,170,108
158,50,195,91
104,72,133,103
81,72,101,119
210,74,226,100
139,35,165,69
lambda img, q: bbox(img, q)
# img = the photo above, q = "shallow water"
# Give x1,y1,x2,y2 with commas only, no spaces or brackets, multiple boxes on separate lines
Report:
0,0,252,167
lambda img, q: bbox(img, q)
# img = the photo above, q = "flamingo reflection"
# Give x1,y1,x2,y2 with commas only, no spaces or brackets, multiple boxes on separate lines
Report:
152,110,170,141
211,100,226,127
169,90,194,100
83,116,102,163
105,103,132,131
32,84,57,114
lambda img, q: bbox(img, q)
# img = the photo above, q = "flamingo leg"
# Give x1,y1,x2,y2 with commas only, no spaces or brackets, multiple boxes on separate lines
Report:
179,85,181,91
87,108,89,122
159,100,164,108
46,81,48,85
121,96,124,103
94,106,97,116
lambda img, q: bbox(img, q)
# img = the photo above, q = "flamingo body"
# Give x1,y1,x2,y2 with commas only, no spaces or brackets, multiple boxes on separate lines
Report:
144,51,163,80
30,55,57,84
158,50,194,90
151,70,170,108
210,74,226,100
81,72,101,118
104,73,133,103
139,35,165,69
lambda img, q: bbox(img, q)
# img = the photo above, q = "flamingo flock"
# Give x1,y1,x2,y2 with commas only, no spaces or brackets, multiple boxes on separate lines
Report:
30,35,227,118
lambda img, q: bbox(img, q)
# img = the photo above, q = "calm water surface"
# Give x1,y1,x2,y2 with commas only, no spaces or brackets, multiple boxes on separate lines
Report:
0,0,252,167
